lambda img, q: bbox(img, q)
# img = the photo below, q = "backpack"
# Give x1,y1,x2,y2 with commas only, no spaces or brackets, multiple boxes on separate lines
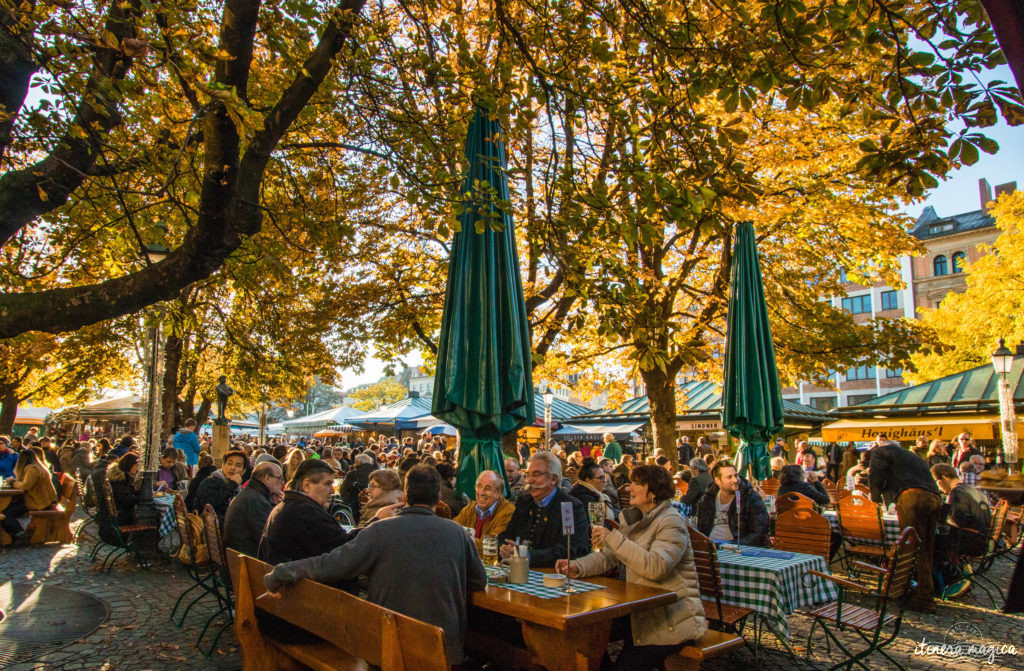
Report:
175,510,210,567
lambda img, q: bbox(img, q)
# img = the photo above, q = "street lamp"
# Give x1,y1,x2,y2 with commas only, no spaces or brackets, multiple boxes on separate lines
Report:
992,338,1018,473
544,390,554,449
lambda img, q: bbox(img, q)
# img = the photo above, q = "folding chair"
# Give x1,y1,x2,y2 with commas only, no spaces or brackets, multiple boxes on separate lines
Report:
687,527,755,653
95,478,157,572
198,504,234,658
760,478,780,497
774,508,831,560
170,494,218,627
836,493,891,572
946,498,1010,607
799,527,920,671
776,491,815,515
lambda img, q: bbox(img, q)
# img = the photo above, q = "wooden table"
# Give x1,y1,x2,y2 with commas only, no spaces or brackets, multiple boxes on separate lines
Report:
468,570,676,671
978,484,1024,505
0,489,24,514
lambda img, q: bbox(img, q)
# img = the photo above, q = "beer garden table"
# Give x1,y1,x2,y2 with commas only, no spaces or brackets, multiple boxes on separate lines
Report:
714,545,838,643
0,489,24,514
468,568,676,671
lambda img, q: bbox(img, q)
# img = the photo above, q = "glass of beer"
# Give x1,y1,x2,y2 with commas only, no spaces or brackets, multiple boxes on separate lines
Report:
482,534,499,565
588,502,606,549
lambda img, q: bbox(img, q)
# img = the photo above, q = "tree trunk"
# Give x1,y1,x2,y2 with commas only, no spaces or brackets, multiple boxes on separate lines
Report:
0,385,17,436
641,367,678,470
160,333,183,442
194,397,212,435
501,431,518,458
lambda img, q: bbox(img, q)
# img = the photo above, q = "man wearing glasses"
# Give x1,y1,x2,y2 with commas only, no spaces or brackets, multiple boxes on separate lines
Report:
454,470,515,541
224,461,285,557
498,452,590,567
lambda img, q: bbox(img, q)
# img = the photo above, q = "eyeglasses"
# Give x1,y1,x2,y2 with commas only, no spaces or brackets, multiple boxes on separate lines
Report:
367,482,382,490
526,470,551,480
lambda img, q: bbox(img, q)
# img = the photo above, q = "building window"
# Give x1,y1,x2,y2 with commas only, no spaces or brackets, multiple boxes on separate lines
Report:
846,365,876,380
841,294,872,314
839,268,847,283
847,393,878,406
811,397,837,411
929,222,954,234
933,255,948,276
885,368,904,378
880,290,899,311
952,251,966,273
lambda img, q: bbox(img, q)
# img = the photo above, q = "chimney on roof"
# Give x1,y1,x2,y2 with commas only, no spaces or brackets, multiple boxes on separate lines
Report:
979,178,993,210
407,390,420,399
995,181,1018,200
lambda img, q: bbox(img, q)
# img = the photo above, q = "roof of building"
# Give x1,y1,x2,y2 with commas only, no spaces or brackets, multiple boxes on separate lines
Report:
566,380,833,425
282,405,363,428
348,395,434,424
836,356,1024,417
910,207,995,241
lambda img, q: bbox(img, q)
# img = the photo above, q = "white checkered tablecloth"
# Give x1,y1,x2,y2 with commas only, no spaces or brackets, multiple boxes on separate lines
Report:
822,510,901,546
716,547,838,640
153,496,176,538
488,568,605,599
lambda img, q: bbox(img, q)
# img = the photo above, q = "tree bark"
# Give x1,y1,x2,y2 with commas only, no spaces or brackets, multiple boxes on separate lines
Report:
161,334,183,441
194,398,212,434
641,367,678,470
0,1,37,161
0,385,17,436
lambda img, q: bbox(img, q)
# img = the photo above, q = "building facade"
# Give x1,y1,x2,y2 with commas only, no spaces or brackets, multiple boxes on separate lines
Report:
783,177,1017,411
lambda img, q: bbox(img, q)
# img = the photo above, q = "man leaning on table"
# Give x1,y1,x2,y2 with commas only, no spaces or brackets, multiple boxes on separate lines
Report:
263,465,487,664
498,451,591,567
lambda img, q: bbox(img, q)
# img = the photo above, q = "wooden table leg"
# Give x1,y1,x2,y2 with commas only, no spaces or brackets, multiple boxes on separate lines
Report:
520,620,611,671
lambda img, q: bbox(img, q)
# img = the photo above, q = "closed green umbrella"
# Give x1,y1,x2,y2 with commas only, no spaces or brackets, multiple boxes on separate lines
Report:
721,221,784,482
433,105,535,498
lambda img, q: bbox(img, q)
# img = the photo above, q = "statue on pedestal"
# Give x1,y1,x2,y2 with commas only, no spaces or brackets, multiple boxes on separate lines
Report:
215,375,235,425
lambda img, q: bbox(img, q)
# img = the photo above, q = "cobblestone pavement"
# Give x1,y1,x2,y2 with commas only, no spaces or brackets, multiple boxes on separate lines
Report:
1,513,1022,670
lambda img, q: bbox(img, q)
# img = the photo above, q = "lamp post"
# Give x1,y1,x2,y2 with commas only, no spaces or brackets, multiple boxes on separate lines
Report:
992,338,1018,474
544,390,554,449
134,234,170,530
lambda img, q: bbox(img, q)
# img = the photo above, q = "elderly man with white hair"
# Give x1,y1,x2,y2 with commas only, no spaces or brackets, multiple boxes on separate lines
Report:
498,451,590,567
454,470,515,541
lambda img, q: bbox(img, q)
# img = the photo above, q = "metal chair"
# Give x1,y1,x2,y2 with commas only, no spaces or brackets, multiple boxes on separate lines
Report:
774,508,831,560
946,498,1010,607
199,504,234,658
95,478,157,572
799,527,920,671
170,494,218,627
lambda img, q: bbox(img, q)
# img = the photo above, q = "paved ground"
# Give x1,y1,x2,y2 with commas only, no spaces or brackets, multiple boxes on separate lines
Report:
0,513,1021,670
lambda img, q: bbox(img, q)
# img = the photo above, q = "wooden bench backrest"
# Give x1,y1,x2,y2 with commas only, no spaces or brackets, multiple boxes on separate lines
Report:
686,526,722,600
775,491,815,515
836,493,884,544
760,478,780,497
821,479,841,506
774,508,831,559
227,550,449,671
617,484,630,509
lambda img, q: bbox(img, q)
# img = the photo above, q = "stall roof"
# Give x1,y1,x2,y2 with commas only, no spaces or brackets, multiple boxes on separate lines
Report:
836,357,1024,418
552,421,647,438
349,396,433,425
282,405,362,429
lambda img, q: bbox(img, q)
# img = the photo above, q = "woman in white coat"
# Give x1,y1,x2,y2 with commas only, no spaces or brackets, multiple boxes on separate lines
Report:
556,465,707,670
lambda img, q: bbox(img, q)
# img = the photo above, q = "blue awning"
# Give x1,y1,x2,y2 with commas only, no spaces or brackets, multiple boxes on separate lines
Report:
552,421,646,438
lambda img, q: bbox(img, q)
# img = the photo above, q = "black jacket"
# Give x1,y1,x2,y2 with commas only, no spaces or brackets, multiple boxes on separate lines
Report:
185,465,216,511
569,482,603,508
681,471,713,506
695,477,770,547
259,490,354,564
677,442,694,465
498,489,591,567
192,470,240,523
223,478,274,557
777,480,830,507
106,463,140,525
340,462,376,513
868,443,940,507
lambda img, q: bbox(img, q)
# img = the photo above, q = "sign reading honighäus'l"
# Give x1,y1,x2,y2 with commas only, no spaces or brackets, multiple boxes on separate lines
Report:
822,416,1008,442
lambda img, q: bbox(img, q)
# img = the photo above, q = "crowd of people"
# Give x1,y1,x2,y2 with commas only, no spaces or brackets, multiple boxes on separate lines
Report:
1,422,1016,668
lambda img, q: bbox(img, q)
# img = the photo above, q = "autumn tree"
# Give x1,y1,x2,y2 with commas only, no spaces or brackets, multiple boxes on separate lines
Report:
349,377,408,411
908,190,1024,381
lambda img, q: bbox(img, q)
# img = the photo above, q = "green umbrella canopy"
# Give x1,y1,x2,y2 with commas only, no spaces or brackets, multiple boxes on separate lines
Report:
433,105,536,497
721,221,784,481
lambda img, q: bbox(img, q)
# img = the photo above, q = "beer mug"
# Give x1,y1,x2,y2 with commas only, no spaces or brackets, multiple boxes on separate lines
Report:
587,502,606,549
482,534,499,565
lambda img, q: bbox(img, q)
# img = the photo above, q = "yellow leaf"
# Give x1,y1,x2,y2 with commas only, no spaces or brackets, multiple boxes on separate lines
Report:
37,184,48,202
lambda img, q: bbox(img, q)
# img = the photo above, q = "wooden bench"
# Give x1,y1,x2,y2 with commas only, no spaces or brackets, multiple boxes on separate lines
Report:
227,550,450,671
663,629,746,671
0,476,77,546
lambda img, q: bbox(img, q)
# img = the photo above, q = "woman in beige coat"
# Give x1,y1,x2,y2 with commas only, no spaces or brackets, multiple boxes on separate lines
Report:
557,464,706,670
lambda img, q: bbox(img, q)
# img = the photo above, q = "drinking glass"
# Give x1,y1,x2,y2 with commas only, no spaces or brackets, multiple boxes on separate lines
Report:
587,502,606,549
482,534,499,565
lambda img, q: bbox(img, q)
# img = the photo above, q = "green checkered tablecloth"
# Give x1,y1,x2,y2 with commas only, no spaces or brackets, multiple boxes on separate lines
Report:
822,510,901,546
487,568,605,599
716,547,838,640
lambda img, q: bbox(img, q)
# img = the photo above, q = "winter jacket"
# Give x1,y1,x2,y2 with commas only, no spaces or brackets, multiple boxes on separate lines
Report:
680,471,713,507
498,489,591,567
173,429,202,466
106,462,140,525
574,500,707,646
695,477,770,547
453,496,516,540
570,480,619,520
11,462,58,511
223,477,274,557
358,488,404,527
185,465,216,511
192,470,240,523
258,490,354,564
340,462,376,514
602,441,623,463
777,480,830,507
868,442,941,507
0,450,17,479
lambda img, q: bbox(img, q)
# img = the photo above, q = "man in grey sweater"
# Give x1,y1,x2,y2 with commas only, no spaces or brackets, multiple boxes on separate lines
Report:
263,464,487,663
